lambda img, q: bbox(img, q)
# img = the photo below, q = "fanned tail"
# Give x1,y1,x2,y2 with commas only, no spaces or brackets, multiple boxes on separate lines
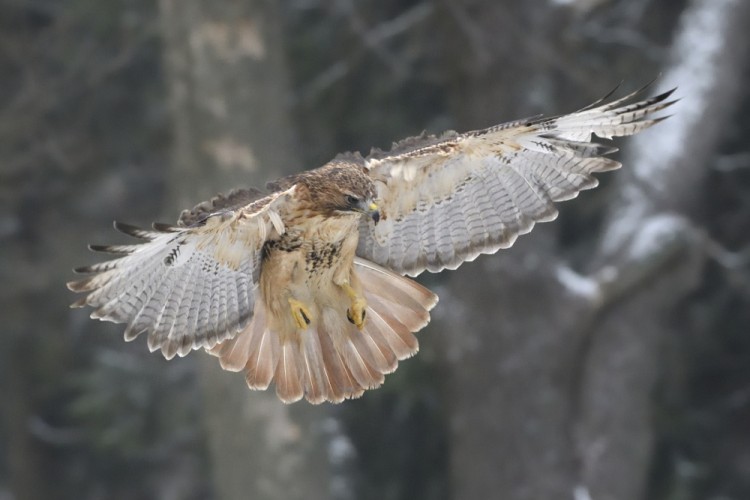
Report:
207,258,438,403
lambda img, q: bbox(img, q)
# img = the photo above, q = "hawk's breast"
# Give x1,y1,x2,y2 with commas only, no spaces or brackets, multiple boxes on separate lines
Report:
261,212,361,288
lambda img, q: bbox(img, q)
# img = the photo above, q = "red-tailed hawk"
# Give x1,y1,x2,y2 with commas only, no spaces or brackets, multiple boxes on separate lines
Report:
69,86,675,403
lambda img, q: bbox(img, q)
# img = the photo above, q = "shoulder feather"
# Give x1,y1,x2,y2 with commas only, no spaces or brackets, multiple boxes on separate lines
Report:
179,187,267,227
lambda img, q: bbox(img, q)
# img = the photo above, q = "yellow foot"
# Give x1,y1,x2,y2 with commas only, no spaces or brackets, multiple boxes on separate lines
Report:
288,298,313,329
342,283,367,330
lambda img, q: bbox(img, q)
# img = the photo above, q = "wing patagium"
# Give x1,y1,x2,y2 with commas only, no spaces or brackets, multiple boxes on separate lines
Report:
68,187,295,359
357,85,676,276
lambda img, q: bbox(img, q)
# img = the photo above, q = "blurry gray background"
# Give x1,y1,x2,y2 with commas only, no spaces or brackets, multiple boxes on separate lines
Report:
2,0,749,499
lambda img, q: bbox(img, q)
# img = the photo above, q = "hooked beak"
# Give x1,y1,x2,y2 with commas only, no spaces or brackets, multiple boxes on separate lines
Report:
367,201,380,224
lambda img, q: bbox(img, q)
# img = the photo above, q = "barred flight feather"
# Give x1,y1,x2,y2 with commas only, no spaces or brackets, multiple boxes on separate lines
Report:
68,188,294,358
358,85,676,276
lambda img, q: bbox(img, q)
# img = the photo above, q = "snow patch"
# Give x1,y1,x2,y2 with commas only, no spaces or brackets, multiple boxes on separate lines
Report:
630,0,736,186
574,485,593,500
627,214,688,261
602,198,648,257
555,265,600,301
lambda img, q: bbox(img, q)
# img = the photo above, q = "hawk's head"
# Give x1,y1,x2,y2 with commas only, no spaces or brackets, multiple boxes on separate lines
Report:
301,161,380,223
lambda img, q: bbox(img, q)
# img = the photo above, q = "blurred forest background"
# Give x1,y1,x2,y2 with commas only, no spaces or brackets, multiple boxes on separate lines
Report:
1,0,750,499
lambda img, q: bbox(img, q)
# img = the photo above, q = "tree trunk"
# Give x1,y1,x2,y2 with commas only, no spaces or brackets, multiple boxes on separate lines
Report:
438,0,750,498
159,1,333,499
576,1,750,499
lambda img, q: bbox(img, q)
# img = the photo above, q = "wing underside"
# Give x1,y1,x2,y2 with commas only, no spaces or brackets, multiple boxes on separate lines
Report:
68,187,295,358
357,86,676,276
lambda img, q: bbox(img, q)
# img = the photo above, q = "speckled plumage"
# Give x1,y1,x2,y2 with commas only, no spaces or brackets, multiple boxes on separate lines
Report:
69,85,674,403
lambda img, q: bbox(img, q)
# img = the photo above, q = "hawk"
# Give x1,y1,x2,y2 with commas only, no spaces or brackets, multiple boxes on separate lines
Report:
69,86,675,404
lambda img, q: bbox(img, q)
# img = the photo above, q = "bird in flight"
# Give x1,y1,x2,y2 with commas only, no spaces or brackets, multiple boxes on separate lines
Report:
69,85,675,404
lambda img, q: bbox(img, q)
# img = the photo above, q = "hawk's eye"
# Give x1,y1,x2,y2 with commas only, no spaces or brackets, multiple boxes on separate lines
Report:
345,195,360,207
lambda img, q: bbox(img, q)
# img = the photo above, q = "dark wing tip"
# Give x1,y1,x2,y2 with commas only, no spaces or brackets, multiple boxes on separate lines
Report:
649,87,678,105
69,296,87,308
626,76,661,100
578,81,624,112
586,80,676,115
625,84,678,110
661,87,678,99
88,244,132,255
67,278,87,291
113,221,146,238
649,114,674,126
152,222,180,232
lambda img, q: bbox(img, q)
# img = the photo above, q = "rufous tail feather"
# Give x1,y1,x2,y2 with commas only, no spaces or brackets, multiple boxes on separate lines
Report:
207,258,438,403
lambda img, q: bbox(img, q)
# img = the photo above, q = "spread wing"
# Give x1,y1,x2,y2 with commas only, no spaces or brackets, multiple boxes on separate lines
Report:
68,186,296,359
356,86,676,276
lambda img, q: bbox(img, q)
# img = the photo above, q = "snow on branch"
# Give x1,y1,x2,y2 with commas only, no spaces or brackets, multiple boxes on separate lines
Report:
600,0,750,264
